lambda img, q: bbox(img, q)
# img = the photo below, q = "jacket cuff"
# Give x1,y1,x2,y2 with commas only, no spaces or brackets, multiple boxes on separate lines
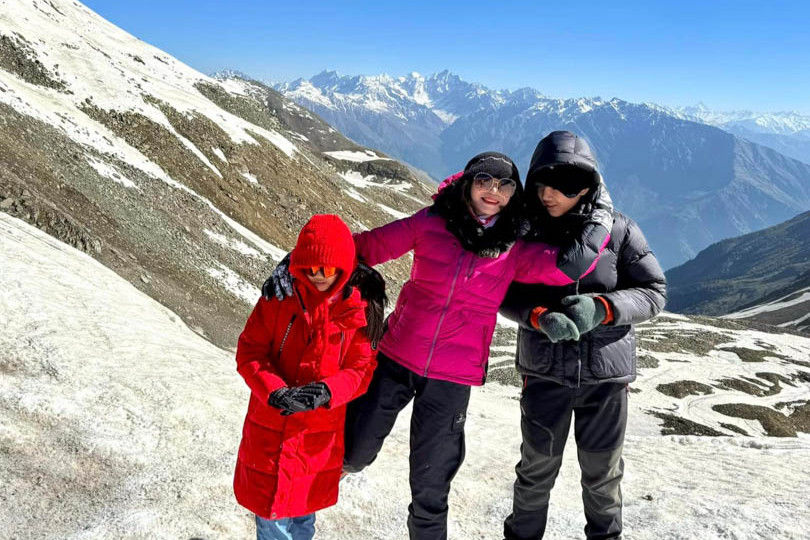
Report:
529,306,548,330
594,296,615,325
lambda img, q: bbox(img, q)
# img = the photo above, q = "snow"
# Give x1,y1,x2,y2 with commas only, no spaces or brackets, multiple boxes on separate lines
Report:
725,287,810,318
1,212,249,539
206,264,260,304
211,147,228,162
0,0,297,260
241,171,259,184
175,131,222,177
343,188,367,203
338,170,378,188
376,203,409,219
0,0,298,171
86,157,137,189
203,229,262,257
631,319,810,437
323,150,391,162
2,212,810,539
432,108,459,124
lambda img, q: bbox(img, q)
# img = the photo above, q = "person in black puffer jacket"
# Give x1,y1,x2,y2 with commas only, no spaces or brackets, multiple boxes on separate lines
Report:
500,131,667,540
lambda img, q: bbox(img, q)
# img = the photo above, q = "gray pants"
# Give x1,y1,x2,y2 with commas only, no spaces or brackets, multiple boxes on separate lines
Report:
504,378,627,540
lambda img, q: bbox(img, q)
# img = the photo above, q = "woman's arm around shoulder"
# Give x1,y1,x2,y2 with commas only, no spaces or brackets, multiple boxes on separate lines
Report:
353,208,426,266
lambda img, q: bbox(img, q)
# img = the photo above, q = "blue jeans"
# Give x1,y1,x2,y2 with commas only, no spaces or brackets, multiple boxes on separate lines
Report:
255,513,316,540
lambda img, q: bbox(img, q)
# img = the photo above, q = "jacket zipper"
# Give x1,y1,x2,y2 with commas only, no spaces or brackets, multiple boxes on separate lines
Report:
424,253,466,376
278,314,296,356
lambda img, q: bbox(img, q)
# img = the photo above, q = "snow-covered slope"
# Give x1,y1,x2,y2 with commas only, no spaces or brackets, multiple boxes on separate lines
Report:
3,212,809,539
0,0,432,348
727,286,810,332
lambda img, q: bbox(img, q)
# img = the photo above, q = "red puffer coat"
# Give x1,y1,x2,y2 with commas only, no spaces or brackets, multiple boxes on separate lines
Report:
234,215,377,519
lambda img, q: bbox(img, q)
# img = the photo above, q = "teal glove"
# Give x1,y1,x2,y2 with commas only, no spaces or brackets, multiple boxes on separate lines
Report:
536,311,581,343
559,295,607,335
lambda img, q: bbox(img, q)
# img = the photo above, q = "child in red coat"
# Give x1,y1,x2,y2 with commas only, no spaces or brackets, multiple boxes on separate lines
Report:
234,214,381,540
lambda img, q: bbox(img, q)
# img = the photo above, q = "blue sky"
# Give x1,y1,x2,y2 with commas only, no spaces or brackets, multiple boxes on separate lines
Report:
83,0,810,113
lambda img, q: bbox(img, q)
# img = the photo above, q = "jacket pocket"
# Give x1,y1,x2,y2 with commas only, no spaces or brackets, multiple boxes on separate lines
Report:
517,328,554,375
588,325,635,379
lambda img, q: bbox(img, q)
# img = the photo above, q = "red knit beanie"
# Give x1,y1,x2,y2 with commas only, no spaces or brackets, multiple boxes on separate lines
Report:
290,215,356,288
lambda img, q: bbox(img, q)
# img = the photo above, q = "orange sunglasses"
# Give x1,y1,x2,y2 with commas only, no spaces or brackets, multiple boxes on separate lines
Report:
306,266,338,278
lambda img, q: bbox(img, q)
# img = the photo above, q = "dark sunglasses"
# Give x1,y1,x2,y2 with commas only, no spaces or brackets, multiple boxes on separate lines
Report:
536,183,583,199
473,172,517,197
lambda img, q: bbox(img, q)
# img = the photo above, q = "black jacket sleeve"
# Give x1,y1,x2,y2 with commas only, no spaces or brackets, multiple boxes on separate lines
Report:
500,282,539,329
500,282,569,330
602,217,667,326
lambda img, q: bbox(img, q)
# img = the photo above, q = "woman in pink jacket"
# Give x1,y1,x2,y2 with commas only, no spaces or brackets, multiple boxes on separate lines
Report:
264,152,612,540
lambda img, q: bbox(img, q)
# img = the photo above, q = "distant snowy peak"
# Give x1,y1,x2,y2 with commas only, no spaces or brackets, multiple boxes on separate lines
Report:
677,105,810,136
277,70,512,125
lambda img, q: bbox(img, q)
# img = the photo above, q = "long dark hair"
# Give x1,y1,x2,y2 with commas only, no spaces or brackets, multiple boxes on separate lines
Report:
432,154,528,258
346,263,388,349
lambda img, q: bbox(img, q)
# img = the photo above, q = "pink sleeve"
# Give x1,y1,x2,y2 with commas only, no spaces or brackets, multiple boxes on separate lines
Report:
353,211,421,266
512,234,610,285
512,242,572,286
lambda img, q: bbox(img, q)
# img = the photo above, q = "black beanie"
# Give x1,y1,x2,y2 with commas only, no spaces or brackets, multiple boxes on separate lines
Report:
463,152,521,185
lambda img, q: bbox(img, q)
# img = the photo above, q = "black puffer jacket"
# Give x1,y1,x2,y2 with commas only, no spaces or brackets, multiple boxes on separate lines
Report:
500,131,667,387
501,212,667,386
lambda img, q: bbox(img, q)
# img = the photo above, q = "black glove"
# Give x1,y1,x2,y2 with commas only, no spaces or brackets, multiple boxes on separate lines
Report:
267,386,311,415
536,311,581,343
296,382,332,410
559,295,607,335
261,253,293,302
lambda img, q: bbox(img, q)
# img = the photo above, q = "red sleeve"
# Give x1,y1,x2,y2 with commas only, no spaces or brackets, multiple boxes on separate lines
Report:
320,330,378,408
235,298,288,403
353,210,421,267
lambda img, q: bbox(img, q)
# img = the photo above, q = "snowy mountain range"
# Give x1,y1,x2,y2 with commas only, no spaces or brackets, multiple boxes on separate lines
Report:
676,103,810,137
269,70,810,269
4,211,810,539
0,0,432,349
672,103,810,166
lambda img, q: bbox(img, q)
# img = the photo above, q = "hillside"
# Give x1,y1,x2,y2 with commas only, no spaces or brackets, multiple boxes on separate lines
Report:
0,0,433,349
665,210,810,326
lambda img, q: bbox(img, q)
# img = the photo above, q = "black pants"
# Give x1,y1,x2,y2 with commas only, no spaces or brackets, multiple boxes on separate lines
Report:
344,353,471,540
504,378,627,540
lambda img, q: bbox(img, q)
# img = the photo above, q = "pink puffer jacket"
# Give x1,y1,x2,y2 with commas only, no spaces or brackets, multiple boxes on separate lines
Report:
355,207,602,386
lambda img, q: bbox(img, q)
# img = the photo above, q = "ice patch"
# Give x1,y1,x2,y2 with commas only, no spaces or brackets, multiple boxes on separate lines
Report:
377,203,408,219
324,150,390,162
206,264,259,304
203,229,262,257
241,172,258,184
344,188,367,203
211,147,227,162
86,157,137,189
